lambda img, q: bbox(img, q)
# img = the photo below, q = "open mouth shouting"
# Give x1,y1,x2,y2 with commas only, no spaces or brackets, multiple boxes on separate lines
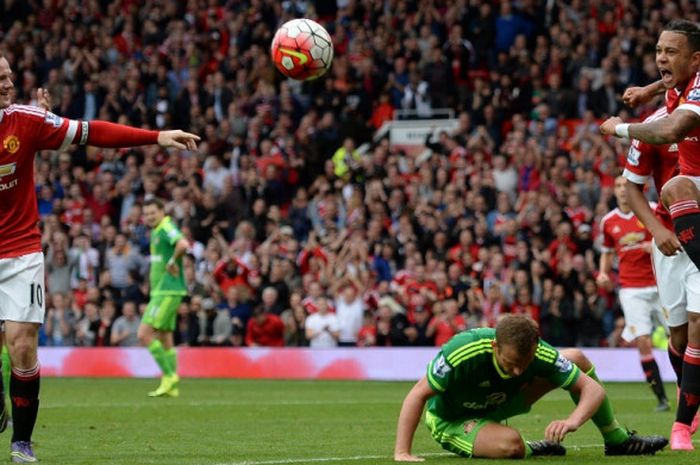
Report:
659,68,674,87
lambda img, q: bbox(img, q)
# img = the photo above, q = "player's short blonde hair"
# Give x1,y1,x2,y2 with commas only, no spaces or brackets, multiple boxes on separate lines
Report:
495,314,539,354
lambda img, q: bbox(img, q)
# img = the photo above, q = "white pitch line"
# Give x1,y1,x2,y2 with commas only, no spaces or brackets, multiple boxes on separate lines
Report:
217,452,451,465
40,394,664,410
216,441,694,465
41,399,400,409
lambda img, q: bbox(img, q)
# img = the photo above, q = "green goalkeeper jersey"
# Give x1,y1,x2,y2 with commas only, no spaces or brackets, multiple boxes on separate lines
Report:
149,216,187,296
426,328,580,421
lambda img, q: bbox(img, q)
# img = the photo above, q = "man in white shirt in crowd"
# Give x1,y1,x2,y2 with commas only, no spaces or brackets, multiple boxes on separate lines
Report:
305,297,340,348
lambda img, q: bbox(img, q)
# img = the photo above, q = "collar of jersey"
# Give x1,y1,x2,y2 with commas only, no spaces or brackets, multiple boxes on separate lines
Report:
492,353,512,379
154,215,171,232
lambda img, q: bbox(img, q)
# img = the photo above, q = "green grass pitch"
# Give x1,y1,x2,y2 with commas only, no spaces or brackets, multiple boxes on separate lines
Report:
22,378,698,464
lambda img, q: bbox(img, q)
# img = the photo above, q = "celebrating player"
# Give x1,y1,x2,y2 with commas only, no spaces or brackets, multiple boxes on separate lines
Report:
0,55,198,463
597,175,670,412
601,19,700,450
393,315,668,461
622,106,700,434
138,198,189,397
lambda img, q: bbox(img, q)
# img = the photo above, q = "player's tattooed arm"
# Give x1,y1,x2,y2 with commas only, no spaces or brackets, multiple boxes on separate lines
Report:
601,110,700,144
631,109,700,144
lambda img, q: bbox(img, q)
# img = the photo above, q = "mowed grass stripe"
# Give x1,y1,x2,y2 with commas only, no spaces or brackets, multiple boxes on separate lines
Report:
35,379,686,465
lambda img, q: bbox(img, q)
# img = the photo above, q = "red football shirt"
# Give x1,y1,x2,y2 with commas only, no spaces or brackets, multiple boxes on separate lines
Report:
600,208,656,288
666,74,700,176
0,106,79,258
622,107,678,232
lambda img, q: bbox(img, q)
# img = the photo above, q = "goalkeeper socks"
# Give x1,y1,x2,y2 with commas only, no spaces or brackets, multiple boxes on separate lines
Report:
166,348,177,375
148,340,173,376
641,354,667,403
677,344,700,425
669,343,684,386
10,363,40,442
570,367,628,445
670,200,700,270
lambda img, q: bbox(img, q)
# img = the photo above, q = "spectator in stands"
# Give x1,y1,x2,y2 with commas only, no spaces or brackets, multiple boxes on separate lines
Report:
245,305,285,347
94,299,115,346
540,283,577,347
111,301,140,347
44,293,77,347
305,297,340,348
199,298,233,346
105,232,145,296
575,278,605,347
76,301,99,347
46,246,71,295
11,0,695,353
431,298,468,345
282,291,308,347
176,297,201,347
332,276,365,347
404,306,434,347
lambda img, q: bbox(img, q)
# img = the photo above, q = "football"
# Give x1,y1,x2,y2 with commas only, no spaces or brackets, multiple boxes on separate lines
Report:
270,18,334,81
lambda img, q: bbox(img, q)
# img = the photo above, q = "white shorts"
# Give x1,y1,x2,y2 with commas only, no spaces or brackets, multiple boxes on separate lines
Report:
618,286,667,341
652,240,700,327
0,252,45,324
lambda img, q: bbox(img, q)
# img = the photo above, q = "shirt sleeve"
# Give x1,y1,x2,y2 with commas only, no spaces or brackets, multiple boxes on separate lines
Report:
622,139,654,185
678,76,700,116
599,217,614,252
426,351,453,393
163,219,184,246
328,315,340,332
19,107,79,152
533,341,580,389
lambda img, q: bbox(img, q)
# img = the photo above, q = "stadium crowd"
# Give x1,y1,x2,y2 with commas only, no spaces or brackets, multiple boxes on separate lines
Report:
2,0,690,348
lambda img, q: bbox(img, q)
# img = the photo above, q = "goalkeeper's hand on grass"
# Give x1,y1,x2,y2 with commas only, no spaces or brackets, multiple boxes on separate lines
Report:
544,418,578,443
394,452,425,462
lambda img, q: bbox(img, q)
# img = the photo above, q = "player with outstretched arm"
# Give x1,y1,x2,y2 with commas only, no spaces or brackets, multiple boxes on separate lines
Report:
0,56,198,463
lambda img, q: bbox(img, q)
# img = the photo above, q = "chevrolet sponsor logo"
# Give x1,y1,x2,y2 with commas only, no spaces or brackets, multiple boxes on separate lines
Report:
619,231,645,245
0,179,18,190
0,162,16,178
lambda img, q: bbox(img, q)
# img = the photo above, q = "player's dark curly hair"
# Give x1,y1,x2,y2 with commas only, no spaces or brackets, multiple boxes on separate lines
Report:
495,314,539,354
663,19,700,52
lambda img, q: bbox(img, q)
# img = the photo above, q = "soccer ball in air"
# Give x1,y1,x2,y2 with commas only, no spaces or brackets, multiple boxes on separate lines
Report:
270,19,334,81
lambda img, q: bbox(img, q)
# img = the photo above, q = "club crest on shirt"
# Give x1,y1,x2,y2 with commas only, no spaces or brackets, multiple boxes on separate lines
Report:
2,135,19,154
688,89,700,102
44,112,63,128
